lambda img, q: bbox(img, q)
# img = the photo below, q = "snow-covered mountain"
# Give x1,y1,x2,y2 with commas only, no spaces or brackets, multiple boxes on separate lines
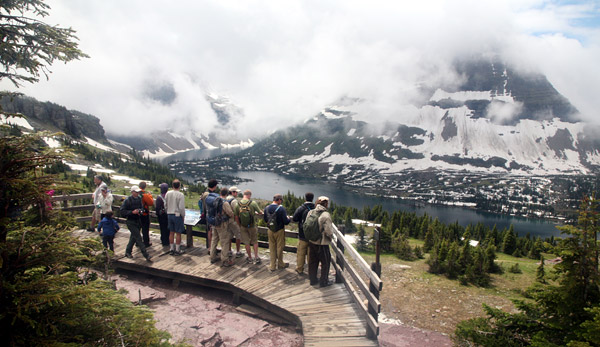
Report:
228,60,599,177
108,93,254,158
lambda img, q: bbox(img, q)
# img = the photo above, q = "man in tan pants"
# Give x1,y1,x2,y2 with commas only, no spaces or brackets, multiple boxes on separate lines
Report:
210,187,235,267
263,194,290,271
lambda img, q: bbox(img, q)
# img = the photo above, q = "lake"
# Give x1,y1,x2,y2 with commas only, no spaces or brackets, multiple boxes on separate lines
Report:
220,171,563,239
164,148,564,239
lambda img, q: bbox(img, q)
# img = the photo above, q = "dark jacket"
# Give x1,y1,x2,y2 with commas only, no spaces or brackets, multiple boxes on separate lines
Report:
263,204,290,231
120,195,143,221
97,217,120,236
293,202,316,240
155,195,166,215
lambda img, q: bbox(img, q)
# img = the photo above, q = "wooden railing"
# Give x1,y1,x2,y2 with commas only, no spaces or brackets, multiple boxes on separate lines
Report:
52,193,383,339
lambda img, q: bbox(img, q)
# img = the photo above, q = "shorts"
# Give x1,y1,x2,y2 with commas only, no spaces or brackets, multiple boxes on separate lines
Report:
240,225,258,245
228,220,241,239
167,214,184,233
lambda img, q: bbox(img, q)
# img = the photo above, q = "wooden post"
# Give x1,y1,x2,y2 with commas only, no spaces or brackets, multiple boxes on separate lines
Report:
367,226,382,339
186,224,193,248
335,225,345,284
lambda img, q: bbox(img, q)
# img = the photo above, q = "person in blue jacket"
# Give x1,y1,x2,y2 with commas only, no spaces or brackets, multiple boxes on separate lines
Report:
97,211,119,251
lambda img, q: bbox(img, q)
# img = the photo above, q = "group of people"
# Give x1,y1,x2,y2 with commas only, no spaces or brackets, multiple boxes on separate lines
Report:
199,179,335,287
92,175,335,287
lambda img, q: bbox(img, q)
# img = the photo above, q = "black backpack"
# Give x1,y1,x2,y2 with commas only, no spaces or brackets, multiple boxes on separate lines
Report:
266,205,281,231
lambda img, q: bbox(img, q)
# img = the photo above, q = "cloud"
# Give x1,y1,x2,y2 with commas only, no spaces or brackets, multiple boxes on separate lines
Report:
1,0,599,136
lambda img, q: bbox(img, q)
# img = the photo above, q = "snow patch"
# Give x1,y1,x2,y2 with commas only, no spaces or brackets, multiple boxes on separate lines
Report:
347,128,356,136
84,137,119,153
430,89,491,102
43,137,61,148
1,114,34,130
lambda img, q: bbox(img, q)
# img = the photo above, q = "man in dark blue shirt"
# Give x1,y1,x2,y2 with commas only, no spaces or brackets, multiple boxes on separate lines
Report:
263,194,290,271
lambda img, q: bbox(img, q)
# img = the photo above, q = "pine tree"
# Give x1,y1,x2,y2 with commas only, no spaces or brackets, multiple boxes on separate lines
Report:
446,242,460,279
536,255,546,284
356,223,369,252
502,225,517,255
423,229,434,252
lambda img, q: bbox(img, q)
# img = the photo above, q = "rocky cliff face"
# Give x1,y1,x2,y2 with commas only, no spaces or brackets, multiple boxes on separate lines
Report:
0,95,107,142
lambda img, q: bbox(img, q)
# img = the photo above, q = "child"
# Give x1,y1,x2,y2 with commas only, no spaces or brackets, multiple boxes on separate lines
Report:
97,211,119,251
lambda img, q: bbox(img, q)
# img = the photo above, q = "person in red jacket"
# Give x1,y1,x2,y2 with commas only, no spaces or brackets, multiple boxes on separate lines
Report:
139,181,154,247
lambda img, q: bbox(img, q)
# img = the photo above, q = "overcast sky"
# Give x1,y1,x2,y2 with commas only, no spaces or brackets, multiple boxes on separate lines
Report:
2,0,599,136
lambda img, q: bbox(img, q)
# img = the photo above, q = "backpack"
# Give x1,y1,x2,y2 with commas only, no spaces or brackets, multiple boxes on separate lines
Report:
238,200,254,228
156,195,166,215
205,192,227,226
303,210,325,242
266,205,281,232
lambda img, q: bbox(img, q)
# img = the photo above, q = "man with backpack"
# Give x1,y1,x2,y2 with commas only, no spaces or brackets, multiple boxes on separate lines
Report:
226,186,243,258
138,181,154,247
200,179,219,252
292,192,315,275
119,185,152,262
234,189,263,264
305,196,334,287
209,188,235,267
263,194,291,271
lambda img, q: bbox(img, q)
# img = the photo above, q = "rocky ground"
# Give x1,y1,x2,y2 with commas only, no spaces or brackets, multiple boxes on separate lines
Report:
114,270,303,346
114,262,452,347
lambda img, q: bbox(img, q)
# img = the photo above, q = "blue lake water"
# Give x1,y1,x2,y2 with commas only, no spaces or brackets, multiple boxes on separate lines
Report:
223,171,563,239
163,148,564,239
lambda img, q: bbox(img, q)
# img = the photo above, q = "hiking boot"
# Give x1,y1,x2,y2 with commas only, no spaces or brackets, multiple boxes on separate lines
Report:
236,252,243,258
319,281,332,288
246,257,253,264
174,250,183,256
254,258,262,264
280,263,289,269
145,255,152,262
210,258,219,264
169,250,174,256
125,253,133,259
221,261,233,268
87,227,95,232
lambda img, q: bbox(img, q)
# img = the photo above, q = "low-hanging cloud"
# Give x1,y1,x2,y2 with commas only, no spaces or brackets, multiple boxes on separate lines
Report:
2,0,599,137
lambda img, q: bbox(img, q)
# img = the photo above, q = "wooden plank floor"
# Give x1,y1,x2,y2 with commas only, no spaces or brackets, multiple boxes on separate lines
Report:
76,230,379,347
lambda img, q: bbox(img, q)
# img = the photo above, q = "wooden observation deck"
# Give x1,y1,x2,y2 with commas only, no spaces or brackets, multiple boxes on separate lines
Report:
61,193,383,346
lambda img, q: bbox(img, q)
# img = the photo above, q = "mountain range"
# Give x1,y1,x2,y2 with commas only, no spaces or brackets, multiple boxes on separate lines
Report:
2,59,599,178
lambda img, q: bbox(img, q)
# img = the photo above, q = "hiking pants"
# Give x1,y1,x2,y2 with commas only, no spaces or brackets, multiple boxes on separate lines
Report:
268,229,286,270
296,239,310,273
308,243,331,286
140,214,151,246
126,219,148,258
211,225,232,262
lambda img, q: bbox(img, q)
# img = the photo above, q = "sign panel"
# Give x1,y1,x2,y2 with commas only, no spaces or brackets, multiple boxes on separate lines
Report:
184,209,201,226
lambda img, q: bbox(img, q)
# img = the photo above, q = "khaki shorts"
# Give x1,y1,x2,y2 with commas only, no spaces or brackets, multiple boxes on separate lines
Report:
240,225,258,245
228,220,241,239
